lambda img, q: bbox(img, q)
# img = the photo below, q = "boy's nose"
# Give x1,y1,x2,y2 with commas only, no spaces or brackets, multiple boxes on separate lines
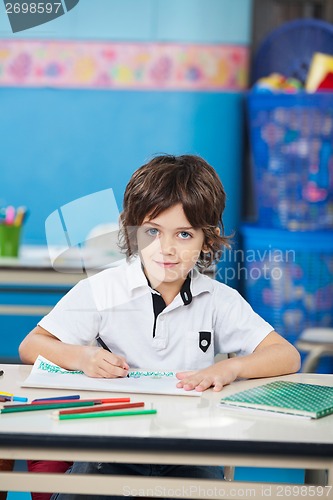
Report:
159,236,176,255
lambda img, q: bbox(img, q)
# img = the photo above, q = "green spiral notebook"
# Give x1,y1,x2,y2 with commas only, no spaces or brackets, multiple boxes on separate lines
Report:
220,381,333,419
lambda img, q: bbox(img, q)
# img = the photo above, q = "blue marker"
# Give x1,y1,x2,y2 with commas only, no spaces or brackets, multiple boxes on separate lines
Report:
32,395,80,402
0,394,28,402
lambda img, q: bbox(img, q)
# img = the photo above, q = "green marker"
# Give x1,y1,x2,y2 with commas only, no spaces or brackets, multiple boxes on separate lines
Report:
56,409,157,421
1,401,95,414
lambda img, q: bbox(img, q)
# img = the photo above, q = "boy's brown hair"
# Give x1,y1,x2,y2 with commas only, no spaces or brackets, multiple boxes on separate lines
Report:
119,154,230,269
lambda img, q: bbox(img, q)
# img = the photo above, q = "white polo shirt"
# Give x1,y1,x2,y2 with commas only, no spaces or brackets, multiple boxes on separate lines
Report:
39,256,273,371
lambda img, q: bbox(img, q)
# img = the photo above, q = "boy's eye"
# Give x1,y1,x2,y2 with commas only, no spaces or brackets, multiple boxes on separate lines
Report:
146,228,159,237
178,231,192,239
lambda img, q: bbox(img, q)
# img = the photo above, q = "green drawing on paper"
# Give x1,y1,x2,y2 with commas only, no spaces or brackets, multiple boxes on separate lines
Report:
128,371,175,379
38,360,83,375
37,360,174,379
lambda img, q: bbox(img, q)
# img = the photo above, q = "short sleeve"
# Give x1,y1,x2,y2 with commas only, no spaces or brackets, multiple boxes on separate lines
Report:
214,287,274,356
38,278,101,345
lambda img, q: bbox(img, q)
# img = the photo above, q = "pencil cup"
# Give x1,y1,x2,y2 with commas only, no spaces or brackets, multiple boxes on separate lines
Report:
0,225,21,257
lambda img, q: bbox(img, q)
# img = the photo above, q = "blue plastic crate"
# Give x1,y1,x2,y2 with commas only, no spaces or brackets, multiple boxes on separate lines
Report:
241,225,333,343
252,19,333,85
247,92,333,230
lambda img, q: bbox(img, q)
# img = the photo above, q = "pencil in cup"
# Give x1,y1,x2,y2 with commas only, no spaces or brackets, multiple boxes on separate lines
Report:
54,409,157,421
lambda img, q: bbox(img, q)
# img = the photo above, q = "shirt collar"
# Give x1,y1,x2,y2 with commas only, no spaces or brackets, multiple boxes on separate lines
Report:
147,272,192,305
125,256,150,294
190,266,215,296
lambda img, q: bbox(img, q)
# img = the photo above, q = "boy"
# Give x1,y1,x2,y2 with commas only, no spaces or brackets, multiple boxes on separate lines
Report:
19,154,300,499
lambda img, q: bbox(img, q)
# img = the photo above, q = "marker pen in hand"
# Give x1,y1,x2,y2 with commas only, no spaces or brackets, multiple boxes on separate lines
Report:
96,336,129,377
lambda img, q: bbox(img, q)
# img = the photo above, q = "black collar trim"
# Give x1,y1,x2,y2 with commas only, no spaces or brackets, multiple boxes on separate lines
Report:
146,275,192,338
180,275,192,305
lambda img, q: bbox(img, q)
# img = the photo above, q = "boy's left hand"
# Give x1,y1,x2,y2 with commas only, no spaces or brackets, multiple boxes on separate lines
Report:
176,332,301,392
176,359,239,392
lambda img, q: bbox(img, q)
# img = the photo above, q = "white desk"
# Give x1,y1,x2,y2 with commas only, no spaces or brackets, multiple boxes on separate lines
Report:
0,366,333,500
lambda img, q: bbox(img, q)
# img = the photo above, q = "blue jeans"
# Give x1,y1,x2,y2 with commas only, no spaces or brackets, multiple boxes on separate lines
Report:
51,461,225,500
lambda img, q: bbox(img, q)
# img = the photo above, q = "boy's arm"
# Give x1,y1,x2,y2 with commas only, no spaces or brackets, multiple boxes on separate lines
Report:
176,331,301,392
19,326,129,378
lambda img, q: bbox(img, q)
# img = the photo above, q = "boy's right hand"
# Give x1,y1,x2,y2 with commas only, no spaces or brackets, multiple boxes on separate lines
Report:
80,346,129,378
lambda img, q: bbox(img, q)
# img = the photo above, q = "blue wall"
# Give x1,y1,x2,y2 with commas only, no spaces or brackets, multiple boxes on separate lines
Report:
0,0,252,43
0,0,252,246
0,88,244,244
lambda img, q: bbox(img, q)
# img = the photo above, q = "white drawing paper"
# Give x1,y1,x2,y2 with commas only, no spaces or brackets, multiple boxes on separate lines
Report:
22,356,201,397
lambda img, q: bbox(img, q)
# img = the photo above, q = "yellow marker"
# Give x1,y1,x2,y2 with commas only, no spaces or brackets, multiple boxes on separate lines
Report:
14,207,25,226
0,392,14,397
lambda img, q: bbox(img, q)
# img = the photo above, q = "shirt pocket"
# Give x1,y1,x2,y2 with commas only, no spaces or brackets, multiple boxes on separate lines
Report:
184,330,215,370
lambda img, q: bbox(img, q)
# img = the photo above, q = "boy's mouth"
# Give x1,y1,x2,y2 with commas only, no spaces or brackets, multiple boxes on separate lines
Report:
154,261,179,268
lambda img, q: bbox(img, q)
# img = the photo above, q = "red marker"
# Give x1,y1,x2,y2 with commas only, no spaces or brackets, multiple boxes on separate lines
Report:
57,402,145,416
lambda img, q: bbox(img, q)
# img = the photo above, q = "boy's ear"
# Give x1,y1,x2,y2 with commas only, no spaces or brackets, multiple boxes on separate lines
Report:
202,227,220,253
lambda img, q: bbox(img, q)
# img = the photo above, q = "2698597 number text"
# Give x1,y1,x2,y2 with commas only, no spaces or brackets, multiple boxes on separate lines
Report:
5,2,62,14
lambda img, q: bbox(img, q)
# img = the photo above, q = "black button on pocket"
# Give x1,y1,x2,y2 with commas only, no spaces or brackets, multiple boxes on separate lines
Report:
199,331,211,352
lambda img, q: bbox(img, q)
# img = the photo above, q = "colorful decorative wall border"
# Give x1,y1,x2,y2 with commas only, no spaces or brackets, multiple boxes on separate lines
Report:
0,40,248,90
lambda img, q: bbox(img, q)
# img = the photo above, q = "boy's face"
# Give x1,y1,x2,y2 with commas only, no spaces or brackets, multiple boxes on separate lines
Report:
137,203,205,292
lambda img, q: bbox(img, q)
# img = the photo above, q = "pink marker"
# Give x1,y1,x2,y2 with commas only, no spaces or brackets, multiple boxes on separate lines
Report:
5,206,15,225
